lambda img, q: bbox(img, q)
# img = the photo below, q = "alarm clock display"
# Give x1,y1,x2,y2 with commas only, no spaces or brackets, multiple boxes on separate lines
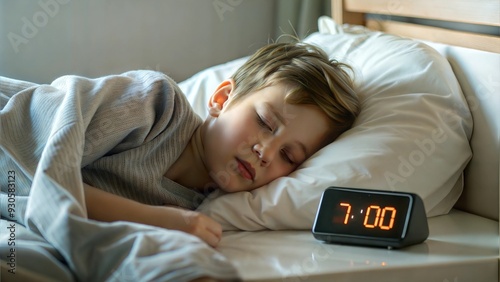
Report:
312,187,429,249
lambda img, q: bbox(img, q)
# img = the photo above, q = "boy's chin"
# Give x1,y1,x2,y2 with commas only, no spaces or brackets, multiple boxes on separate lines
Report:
217,180,258,193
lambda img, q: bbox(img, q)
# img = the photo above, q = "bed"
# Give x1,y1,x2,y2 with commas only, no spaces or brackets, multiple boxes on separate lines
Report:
1,0,499,281
188,0,499,281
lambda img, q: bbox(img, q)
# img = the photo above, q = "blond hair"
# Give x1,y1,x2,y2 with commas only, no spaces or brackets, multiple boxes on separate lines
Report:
230,42,359,139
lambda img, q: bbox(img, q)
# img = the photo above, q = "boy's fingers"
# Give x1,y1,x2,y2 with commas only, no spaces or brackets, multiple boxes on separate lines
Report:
205,231,221,248
170,209,222,247
208,221,222,237
202,220,222,247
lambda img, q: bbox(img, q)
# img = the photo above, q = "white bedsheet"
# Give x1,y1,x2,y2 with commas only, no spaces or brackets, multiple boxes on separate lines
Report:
0,74,239,281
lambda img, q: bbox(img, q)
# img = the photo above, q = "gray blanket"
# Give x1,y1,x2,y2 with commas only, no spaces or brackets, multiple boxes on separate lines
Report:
0,72,239,281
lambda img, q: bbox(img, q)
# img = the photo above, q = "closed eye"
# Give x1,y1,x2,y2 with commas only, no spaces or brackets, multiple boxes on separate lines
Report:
256,114,273,132
280,149,295,165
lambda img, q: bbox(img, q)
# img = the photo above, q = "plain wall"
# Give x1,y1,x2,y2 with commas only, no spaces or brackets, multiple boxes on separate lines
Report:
0,0,277,83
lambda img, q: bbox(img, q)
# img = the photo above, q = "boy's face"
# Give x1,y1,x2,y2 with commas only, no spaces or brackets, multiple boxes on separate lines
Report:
202,81,332,193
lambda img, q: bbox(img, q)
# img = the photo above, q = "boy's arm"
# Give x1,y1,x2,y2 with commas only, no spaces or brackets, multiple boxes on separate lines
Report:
83,183,222,247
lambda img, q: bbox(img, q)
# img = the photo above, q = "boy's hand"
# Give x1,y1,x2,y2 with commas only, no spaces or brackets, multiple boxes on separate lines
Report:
152,206,223,248
83,184,222,247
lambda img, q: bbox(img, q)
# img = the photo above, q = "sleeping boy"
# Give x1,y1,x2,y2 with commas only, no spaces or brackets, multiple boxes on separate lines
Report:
83,41,360,248
1,41,359,249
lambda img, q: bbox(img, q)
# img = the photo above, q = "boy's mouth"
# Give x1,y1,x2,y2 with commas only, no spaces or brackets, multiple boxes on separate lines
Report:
236,158,255,181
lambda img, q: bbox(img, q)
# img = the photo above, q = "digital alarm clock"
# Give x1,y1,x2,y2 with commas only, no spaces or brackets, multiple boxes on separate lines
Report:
312,187,429,249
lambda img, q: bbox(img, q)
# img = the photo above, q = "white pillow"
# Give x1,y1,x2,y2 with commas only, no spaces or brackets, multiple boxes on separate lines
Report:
179,18,473,231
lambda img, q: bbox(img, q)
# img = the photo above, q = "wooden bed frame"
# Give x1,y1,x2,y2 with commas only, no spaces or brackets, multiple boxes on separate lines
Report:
331,0,500,53
330,0,500,220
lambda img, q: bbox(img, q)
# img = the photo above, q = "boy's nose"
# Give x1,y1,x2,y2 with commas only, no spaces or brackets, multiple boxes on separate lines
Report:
253,141,277,167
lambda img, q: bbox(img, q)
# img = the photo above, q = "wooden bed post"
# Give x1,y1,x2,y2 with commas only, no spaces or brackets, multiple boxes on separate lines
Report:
331,0,364,25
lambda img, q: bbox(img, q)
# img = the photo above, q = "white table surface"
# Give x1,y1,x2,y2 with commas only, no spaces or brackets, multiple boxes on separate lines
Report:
217,209,499,282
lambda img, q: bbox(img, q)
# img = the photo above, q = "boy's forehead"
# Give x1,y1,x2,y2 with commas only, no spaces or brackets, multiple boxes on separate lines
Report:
254,86,298,118
278,102,332,155
261,99,328,134
247,83,329,126
261,102,293,125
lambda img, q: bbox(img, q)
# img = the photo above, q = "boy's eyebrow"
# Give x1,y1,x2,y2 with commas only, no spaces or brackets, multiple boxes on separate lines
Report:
265,102,309,157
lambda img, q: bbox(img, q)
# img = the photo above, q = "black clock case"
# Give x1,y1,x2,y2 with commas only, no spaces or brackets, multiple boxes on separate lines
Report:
312,186,430,249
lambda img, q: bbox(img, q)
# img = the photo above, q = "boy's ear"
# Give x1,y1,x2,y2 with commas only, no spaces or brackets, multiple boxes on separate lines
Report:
208,79,235,117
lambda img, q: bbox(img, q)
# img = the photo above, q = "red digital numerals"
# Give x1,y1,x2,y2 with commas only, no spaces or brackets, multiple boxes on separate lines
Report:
340,203,397,230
